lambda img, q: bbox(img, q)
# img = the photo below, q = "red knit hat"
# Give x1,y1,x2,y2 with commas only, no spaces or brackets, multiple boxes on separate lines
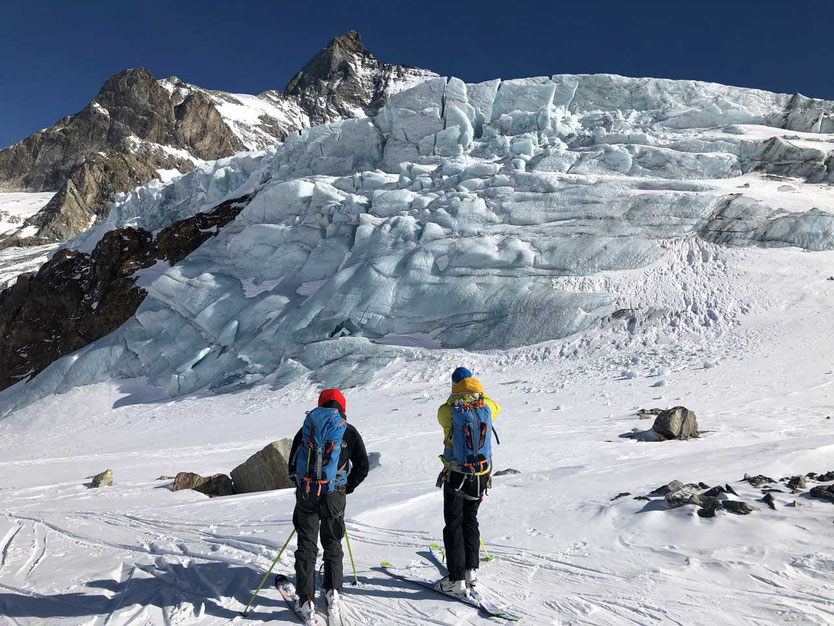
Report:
318,388,346,413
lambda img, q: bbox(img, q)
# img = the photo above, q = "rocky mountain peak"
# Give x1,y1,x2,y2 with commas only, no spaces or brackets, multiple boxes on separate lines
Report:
329,29,366,52
95,68,162,103
284,30,436,125
0,32,435,251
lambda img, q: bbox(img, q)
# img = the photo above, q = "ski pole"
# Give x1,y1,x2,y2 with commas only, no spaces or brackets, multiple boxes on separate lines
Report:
344,528,359,585
239,528,296,617
480,537,495,562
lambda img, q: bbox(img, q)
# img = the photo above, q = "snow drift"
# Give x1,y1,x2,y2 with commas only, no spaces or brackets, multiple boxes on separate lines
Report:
3,73,834,411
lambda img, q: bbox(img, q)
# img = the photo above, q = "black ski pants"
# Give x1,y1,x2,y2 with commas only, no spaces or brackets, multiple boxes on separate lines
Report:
442,471,488,581
293,488,346,599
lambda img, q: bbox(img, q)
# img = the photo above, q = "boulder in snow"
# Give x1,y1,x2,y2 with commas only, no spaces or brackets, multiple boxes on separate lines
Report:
89,469,113,488
651,480,684,496
743,474,774,488
665,485,702,508
173,472,234,498
702,485,727,498
722,500,756,515
786,475,806,491
652,407,700,440
494,468,522,477
368,451,381,472
809,485,834,503
230,438,295,494
697,496,723,517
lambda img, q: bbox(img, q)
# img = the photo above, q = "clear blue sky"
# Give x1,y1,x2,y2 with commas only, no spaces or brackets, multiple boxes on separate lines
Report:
1,0,832,149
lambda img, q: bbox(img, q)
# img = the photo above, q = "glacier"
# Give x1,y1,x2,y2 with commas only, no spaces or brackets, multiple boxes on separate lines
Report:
3,73,834,411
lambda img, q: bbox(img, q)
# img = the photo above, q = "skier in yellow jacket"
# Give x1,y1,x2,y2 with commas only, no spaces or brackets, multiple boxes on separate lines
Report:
436,367,501,595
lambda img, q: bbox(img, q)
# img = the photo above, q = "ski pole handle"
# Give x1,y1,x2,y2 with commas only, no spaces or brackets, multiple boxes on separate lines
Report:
240,528,296,616
344,528,359,585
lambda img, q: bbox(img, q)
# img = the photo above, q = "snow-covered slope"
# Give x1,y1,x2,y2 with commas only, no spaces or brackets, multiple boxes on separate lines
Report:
2,72,834,625
4,73,833,413
0,193,59,287
1,240,834,624
0,193,56,237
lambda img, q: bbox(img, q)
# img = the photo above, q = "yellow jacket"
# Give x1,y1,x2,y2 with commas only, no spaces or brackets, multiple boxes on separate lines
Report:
437,377,500,470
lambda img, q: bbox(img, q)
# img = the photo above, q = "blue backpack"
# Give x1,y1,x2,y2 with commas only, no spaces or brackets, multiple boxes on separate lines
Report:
445,394,493,475
294,407,348,495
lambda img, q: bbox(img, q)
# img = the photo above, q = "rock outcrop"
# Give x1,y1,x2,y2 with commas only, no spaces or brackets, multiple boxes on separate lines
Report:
285,30,436,126
0,194,251,390
230,438,296,493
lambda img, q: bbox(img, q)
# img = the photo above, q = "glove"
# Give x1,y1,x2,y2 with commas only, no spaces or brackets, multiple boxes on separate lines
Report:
436,470,447,488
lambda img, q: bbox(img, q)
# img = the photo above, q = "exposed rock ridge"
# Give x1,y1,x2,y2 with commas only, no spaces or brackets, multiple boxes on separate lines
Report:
0,194,252,390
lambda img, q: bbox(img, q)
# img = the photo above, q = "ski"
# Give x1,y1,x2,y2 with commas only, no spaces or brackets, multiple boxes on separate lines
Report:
428,542,447,572
425,544,521,621
274,574,327,625
379,561,521,621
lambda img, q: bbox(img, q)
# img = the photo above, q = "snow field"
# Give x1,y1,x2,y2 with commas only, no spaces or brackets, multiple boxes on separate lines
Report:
2,242,834,624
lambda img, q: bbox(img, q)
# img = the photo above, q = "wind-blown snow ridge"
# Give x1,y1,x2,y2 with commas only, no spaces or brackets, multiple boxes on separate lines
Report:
3,73,834,411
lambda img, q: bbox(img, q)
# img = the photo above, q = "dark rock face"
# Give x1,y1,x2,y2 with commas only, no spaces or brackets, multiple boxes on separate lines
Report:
0,194,251,391
173,472,234,498
285,30,435,126
175,91,245,161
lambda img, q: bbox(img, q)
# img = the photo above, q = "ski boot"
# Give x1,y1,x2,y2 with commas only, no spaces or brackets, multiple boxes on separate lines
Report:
439,576,468,596
465,568,478,589
325,588,343,625
295,596,318,625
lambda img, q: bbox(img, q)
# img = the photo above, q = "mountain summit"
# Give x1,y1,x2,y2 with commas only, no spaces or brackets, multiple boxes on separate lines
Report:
0,32,436,250
285,30,435,125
